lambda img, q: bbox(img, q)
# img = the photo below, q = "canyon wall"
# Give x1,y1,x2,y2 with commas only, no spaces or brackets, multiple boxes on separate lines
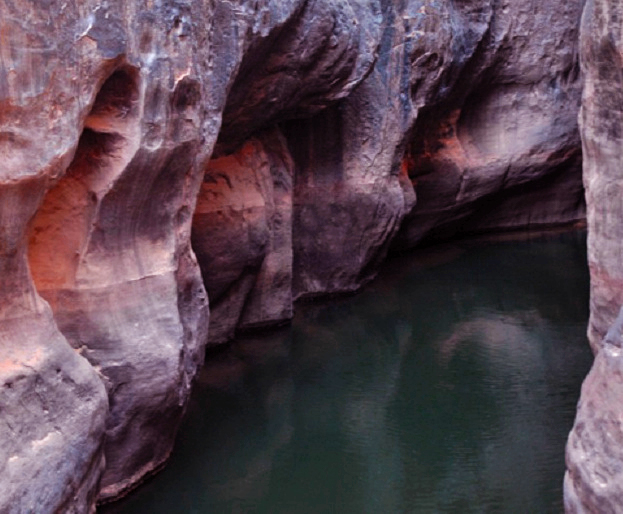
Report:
394,0,585,247
0,0,585,511
565,0,623,511
0,2,217,508
194,0,586,342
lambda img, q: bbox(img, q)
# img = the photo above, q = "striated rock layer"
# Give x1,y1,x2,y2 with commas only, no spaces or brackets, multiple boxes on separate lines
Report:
565,0,623,511
566,308,623,513
193,0,585,342
394,0,586,248
0,0,587,511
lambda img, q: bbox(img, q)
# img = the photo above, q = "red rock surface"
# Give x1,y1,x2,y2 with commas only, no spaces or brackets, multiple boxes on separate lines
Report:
394,0,585,247
0,0,587,510
566,309,623,513
564,0,623,511
192,129,294,343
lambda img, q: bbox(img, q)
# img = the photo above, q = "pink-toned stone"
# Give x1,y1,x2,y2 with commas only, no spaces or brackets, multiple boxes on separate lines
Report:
564,0,623,511
395,0,585,248
0,0,592,510
192,129,294,344
565,309,623,513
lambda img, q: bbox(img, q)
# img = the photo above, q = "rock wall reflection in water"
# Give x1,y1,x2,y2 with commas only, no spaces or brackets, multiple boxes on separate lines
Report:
102,230,592,514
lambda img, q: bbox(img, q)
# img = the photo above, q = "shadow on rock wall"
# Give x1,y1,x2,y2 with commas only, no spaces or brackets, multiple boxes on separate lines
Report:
0,0,587,511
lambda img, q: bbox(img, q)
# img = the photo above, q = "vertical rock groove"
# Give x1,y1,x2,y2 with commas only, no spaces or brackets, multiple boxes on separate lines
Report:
29,66,141,296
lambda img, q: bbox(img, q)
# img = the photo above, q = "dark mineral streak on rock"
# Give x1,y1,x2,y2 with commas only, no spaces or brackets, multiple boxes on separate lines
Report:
284,0,418,299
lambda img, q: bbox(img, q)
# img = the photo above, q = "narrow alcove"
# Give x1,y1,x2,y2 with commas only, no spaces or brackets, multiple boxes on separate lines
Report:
28,66,141,300
191,127,295,344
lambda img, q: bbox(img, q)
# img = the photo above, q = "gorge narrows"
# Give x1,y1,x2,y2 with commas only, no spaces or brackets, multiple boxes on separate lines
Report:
1,0,621,512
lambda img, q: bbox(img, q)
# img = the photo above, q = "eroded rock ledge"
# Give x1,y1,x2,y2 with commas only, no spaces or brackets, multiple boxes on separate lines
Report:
0,0,585,511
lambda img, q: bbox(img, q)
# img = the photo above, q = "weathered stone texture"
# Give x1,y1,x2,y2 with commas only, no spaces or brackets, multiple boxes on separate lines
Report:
284,0,419,298
0,3,111,511
564,0,623,512
216,0,382,151
23,2,214,499
192,128,294,344
0,0,587,510
395,0,585,248
565,308,623,514
0,310,107,514
1,0,216,506
193,0,397,317
575,0,623,352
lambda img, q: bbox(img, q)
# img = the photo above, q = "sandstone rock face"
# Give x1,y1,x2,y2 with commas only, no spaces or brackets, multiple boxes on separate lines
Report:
0,0,391,506
1,0,215,507
23,3,216,499
0,0,587,510
215,0,382,152
565,308,623,513
191,0,385,341
201,0,421,302
564,0,623,511
0,3,112,511
192,129,294,344
0,309,107,514
192,0,411,323
194,0,585,316
394,0,585,248
576,0,623,352
284,0,419,298
28,61,210,499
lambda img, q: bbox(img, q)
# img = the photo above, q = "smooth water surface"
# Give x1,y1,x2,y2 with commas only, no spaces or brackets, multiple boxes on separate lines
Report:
102,230,593,514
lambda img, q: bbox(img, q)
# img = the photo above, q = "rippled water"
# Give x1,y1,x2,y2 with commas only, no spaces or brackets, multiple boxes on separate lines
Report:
102,229,593,514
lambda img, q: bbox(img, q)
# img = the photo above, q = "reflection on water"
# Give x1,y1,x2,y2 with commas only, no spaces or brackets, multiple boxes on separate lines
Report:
101,230,592,514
